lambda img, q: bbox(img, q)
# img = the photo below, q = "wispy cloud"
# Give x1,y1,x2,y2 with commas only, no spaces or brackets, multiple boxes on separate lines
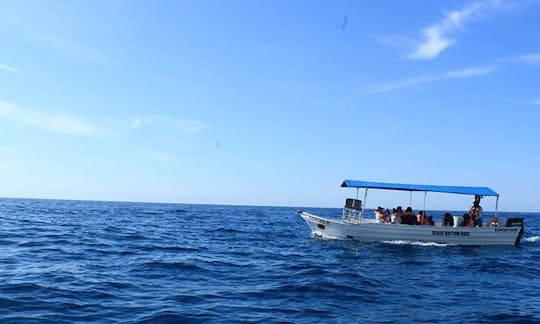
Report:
444,65,496,77
530,99,540,105
0,101,101,137
408,0,514,60
513,52,540,64
0,64,19,74
128,115,205,135
371,65,496,93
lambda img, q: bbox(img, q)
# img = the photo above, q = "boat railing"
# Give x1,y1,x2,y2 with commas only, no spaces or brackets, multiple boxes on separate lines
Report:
342,208,362,223
342,198,363,223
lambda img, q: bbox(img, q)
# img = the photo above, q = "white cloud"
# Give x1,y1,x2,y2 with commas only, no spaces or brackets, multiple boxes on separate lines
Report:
371,75,436,93
443,65,496,78
371,65,496,93
0,64,19,73
411,27,455,60
409,0,513,60
128,115,205,135
514,52,540,64
0,101,101,137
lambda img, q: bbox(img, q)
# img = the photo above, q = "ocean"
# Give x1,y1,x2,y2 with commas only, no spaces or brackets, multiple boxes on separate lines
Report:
1,198,539,323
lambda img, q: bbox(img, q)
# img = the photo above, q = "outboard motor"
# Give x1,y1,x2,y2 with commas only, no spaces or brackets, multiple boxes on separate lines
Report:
505,217,524,245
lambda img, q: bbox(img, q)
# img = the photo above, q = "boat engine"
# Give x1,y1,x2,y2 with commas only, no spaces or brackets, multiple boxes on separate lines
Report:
505,217,524,245
505,218,524,228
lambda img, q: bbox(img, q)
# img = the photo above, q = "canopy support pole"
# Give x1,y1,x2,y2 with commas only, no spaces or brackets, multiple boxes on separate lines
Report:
361,188,368,219
423,191,427,213
355,188,359,200
409,191,412,207
495,196,499,218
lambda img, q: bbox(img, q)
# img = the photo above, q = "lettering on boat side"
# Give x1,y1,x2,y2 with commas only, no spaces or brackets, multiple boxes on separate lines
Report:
432,231,470,236
307,215,329,225
494,228,517,232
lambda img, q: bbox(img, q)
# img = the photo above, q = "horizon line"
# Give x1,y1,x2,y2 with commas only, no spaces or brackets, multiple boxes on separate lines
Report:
0,195,535,213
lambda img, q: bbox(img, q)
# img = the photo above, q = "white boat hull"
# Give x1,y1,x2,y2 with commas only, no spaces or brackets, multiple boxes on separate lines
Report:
300,212,523,246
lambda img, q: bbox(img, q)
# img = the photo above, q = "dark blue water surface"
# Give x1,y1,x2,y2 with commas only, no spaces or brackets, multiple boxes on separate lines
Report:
1,199,539,323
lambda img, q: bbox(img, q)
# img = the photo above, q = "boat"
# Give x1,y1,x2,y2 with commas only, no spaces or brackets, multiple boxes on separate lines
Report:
299,180,524,246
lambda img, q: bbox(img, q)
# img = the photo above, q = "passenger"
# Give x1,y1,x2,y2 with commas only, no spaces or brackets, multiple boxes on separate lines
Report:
470,213,477,227
462,213,474,227
469,195,483,227
417,211,425,225
402,207,416,225
420,212,432,225
427,216,435,226
391,207,402,224
442,212,454,227
374,206,388,223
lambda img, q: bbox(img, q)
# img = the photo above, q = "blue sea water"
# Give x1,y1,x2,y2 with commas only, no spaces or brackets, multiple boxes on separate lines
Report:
1,199,539,323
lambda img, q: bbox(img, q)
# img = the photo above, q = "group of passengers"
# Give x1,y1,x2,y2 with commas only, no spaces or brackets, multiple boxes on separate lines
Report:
375,206,434,225
441,196,484,227
374,195,484,227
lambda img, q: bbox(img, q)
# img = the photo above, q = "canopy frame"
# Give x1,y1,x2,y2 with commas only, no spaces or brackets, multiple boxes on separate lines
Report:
341,180,498,197
341,179,500,219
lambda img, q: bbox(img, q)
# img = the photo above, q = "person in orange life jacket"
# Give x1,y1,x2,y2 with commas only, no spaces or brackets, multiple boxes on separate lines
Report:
469,195,483,227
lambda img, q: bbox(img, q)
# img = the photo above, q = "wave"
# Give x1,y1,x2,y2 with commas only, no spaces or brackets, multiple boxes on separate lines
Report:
381,240,452,247
138,210,164,215
0,282,46,294
145,245,203,253
397,260,430,266
311,232,341,240
141,260,205,272
136,310,217,323
207,227,245,234
311,235,452,247
525,236,540,243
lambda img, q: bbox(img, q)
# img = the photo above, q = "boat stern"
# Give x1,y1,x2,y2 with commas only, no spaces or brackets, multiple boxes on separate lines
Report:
505,217,525,245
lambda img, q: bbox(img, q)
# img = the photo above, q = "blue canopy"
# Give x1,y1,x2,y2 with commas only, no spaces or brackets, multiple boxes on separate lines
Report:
341,180,498,197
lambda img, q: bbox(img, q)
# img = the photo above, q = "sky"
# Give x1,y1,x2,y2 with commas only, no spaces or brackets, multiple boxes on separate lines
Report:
1,0,539,211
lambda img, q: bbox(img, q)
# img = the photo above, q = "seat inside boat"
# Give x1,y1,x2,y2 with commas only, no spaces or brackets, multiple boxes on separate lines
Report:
344,198,362,210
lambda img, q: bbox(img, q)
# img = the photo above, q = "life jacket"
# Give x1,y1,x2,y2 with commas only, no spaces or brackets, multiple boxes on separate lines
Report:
471,206,480,217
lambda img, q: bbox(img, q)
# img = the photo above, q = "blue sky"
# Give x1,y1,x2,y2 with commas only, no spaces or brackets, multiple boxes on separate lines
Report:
1,0,539,211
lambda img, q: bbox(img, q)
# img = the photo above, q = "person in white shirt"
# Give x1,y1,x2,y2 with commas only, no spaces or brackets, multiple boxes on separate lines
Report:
374,206,388,223
391,206,403,224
